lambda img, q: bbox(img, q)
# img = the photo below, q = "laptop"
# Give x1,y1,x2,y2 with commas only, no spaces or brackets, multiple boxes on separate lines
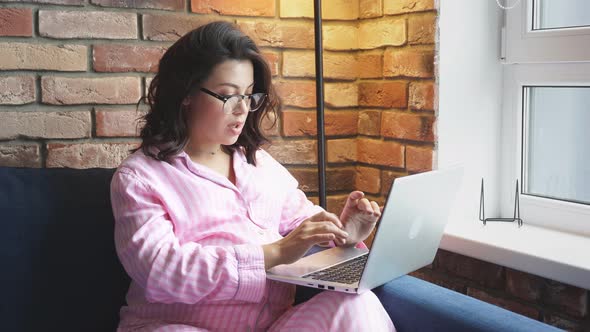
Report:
266,167,463,294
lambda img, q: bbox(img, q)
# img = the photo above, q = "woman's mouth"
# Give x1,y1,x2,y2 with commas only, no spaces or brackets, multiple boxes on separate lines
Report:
228,122,244,135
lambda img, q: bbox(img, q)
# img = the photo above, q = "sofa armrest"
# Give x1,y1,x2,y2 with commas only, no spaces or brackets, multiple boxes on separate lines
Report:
374,275,560,332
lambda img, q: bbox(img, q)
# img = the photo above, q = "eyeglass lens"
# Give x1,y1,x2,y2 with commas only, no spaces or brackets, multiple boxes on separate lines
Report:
223,93,266,113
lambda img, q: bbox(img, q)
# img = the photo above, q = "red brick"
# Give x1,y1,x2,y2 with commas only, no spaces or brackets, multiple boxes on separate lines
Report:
260,110,279,137
282,110,316,137
358,110,381,136
283,51,358,80
142,14,219,41
357,138,404,167
436,250,505,289
381,112,435,142
327,138,357,163
359,82,407,108
327,194,349,215
384,0,435,15
93,45,166,73
0,110,91,139
408,12,436,45
0,0,83,4
238,21,315,49
409,81,435,111
0,144,41,168
91,0,183,10
308,196,320,205
290,168,356,194
0,43,87,71
192,0,275,17
358,50,383,79
355,166,381,194
39,10,137,39
384,48,434,78
95,107,146,137
323,23,358,51
327,167,356,192
506,268,543,302
325,111,358,136
543,314,586,331
290,168,318,193
42,76,141,105
47,142,138,168
322,0,359,20
410,269,467,294
507,268,588,318
0,8,32,37
275,81,316,108
467,288,539,319
325,83,358,108
265,140,317,165
282,110,359,137
359,17,406,49
544,280,588,318
381,170,407,195
0,76,35,105
262,50,280,77
406,145,433,172
360,0,383,18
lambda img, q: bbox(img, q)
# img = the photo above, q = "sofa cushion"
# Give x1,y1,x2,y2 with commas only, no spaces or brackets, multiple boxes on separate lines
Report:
0,167,130,332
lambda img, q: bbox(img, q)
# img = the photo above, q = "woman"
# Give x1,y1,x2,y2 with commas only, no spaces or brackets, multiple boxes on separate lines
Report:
111,21,395,331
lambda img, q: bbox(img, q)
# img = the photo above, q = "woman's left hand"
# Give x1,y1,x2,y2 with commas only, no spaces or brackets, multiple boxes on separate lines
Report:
337,191,381,247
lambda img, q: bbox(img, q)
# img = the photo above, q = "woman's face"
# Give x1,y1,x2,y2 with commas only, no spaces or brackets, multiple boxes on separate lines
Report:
185,59,254,147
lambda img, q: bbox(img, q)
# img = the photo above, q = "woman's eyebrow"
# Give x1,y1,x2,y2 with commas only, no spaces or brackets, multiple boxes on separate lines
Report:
216,82,255,90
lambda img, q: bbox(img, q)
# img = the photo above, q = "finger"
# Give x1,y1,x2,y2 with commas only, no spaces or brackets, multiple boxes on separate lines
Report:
370,201,381,217
315,221,349,238
304,233,336,246
343,190,364,212
310,211,343,228
358,198,373,213
333,237,347,246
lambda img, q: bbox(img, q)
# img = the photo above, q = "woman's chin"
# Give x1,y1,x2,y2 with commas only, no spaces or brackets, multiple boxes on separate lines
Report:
222,136,240,146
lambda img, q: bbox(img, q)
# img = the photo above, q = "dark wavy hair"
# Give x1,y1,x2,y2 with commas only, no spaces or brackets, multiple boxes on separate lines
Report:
135,21,279,165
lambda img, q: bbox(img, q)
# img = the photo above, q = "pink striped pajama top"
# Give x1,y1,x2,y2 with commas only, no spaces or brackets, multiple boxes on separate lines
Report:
110,147,328,330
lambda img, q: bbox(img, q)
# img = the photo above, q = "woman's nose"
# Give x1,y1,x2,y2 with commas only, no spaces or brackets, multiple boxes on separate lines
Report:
233,97,249,114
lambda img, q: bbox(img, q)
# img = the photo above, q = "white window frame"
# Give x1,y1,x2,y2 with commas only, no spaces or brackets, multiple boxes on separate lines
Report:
502,0,590,236
501,63,590,237
504,0,590,63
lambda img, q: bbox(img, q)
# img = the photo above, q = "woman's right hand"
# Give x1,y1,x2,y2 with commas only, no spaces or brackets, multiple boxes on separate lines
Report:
262,211,349,270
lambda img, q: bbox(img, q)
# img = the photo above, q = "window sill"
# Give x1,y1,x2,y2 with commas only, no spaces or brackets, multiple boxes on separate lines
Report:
440,219,590,290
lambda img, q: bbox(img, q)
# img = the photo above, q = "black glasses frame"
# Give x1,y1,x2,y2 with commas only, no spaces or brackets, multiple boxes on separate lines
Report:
199,87,267,113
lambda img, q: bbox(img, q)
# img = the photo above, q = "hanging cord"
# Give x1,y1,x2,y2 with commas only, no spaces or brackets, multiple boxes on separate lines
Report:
495,0,522,10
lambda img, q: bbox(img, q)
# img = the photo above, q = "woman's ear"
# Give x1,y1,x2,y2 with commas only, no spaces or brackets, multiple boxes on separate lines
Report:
181,97,190,107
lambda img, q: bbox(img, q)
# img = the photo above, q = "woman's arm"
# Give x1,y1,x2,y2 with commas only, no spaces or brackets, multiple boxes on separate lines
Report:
111,170,266,304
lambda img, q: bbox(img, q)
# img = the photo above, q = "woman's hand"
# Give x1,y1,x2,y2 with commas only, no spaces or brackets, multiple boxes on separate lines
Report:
262,211,348,270
337,191,381,247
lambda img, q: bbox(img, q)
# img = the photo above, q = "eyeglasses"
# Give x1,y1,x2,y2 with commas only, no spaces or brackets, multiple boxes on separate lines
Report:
200,88,267,114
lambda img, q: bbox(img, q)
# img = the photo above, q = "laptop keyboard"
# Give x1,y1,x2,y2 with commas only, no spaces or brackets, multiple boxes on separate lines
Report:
302,254,368,285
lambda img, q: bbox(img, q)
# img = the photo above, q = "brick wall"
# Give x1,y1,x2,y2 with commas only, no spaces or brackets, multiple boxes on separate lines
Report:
0,0,587,330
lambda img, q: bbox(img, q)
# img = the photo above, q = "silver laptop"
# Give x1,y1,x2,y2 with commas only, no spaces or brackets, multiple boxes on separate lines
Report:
266,167,463,294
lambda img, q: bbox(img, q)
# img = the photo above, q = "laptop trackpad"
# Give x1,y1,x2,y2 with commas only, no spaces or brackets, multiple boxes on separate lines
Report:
267,246,369,277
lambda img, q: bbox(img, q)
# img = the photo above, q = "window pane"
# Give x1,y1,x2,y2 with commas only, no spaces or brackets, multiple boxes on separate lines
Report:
534,0,590,30
524,86,590,205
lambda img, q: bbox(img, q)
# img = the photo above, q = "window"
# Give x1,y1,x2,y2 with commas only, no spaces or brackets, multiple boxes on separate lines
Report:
522,86,590,205
504,0,590,63
502,0,590,236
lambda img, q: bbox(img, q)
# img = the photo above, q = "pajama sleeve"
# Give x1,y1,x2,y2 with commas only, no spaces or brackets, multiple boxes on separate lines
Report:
257,152,324,236
111,169,266,304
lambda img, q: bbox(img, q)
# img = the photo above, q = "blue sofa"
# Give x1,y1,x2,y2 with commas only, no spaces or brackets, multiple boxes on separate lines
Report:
0,167,561,331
